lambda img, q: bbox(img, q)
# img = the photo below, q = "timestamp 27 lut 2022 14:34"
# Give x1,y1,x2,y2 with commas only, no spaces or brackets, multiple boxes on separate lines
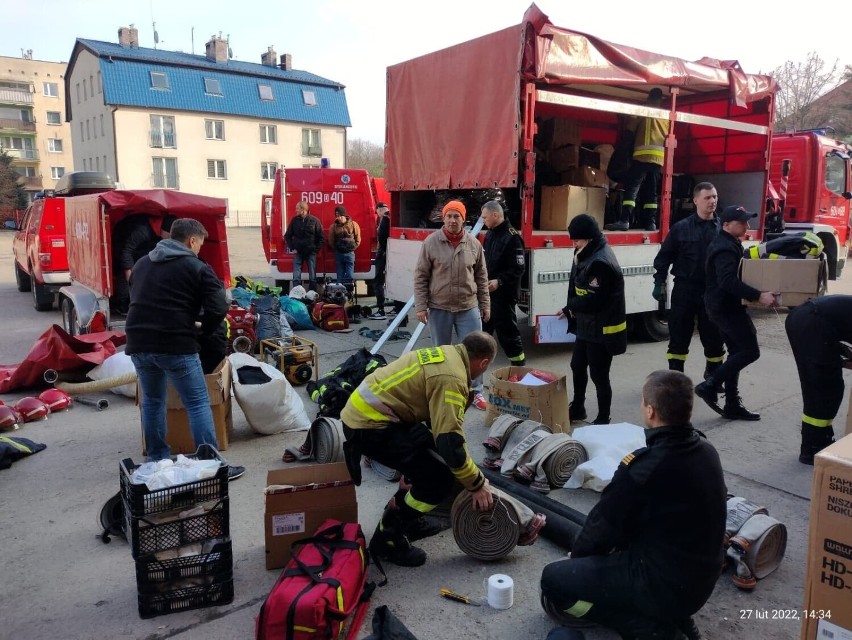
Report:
739,609,832,621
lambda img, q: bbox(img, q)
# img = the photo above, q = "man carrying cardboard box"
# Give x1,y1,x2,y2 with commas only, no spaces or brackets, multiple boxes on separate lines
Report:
696,206,778,420
785,295,852,464
340,331,497,567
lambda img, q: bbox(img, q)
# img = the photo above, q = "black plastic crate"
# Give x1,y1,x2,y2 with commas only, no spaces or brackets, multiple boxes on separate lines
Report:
127,499,230,558
137,576,234,619
135,540,233,593
120,445,228,519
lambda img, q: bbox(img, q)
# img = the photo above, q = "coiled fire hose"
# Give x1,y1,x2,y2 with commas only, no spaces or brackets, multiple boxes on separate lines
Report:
727,513,788,589
515,434,589,492
364,457,401,482
451,488,529,561
484,416,551,470
282,416,344,464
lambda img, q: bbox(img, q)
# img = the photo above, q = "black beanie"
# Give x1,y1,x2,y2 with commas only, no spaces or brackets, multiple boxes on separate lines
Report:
567,214,601,240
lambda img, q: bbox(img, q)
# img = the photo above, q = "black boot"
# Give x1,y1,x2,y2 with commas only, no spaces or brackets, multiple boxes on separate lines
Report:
799,423,836,465
569,401,587,422
668,358,685,372
704,359,725,391
370,508,427,567
722,395,761,421
695,379,724,416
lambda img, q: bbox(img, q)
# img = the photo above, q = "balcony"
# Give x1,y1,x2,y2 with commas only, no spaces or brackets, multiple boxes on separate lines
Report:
3,148,38,161
0,88,34,105
0,118,36,133
18,176,42,189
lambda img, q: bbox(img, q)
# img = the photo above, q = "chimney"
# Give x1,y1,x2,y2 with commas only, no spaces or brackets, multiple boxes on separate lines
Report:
261,46,277,67
279,53,292,71
118,24,139,49
205,34,228,63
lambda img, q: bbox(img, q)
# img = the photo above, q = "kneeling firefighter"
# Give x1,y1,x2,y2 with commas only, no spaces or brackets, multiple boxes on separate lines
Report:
340,331,496,566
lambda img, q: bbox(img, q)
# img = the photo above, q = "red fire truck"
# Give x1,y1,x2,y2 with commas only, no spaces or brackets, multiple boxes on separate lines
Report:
381,5,780,341
261,168,389,289
58,190,231,335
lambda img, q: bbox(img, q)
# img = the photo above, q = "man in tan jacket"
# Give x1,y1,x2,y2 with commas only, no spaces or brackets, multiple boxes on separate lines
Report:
327,205,361,284
414,200,490,409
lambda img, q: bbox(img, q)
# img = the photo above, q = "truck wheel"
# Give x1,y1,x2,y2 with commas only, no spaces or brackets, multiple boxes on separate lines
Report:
61,298,79,336
15,262,31,292
31,277,54,311
824,243,838,280
631,311,669,342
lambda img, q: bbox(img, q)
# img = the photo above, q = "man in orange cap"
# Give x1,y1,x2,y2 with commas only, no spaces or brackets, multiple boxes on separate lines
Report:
414,200,491,409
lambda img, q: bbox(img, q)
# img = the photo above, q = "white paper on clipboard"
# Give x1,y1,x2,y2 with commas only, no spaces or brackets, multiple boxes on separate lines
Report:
536,315,576,344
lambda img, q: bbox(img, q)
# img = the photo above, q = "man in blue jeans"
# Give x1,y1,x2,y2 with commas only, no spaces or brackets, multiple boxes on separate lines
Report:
125,217,244,479
284,200,324,292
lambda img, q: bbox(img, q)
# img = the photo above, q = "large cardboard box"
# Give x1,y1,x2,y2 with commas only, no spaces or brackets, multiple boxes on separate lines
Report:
264,462,358,570
565,165,609,188
540,185,607,231
739,258,824,308
801,434,852,639
140,358,233,454
485,366,570,433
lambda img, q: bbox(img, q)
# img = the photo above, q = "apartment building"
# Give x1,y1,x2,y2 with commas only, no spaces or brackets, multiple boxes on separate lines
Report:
65,26,351,223
0,53,74,203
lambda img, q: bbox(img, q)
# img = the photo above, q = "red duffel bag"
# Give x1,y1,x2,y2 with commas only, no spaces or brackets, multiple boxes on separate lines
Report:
256,519,374,640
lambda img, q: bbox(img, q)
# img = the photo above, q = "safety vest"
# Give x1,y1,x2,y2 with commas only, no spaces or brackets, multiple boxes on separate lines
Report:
632,116,669,166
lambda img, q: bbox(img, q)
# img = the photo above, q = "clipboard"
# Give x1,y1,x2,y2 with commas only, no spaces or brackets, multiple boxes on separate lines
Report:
535,314,576,344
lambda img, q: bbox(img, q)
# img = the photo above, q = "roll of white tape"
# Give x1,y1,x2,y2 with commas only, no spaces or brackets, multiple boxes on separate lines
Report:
485,573,514,610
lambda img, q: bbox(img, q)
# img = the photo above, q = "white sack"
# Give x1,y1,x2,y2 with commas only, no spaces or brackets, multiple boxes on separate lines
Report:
564,422,646,492
88,351,137,398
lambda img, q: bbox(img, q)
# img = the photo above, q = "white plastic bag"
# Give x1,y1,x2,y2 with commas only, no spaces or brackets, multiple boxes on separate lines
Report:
228,352,311,435
88,351,137,398
564,423,646,492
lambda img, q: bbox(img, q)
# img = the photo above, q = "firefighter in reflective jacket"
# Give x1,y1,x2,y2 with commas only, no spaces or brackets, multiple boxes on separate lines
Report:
340,331,497,567
785,295,852,464
482,200,526,365
559,214,626,425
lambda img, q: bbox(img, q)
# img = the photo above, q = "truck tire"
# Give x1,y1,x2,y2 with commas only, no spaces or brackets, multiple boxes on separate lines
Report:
61,298,80,336
31,275,54,312
631,310,669,342
15,262,31,292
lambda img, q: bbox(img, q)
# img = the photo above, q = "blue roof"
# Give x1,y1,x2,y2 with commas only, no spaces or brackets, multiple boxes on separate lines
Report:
72,39,350,127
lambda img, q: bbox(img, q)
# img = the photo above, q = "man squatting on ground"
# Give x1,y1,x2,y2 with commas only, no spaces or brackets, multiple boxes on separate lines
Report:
340,331,497,566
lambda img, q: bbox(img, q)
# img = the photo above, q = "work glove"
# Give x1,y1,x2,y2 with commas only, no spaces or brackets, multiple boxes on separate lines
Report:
652,283,666,302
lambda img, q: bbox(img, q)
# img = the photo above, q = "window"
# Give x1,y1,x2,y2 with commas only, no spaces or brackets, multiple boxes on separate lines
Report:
301,128,322,156
83,79,87,99
48,138,63,152
96,157,100,171
79,121,84,141
51,167,65,179
100,114,104,136
14,166,36,177
207,159,227,179
89,75,94,97
83,158,87,170
97,71,102,94
153,157,178,188
204,78,222,96
103,155,107,173
150,71,170,90
76,83,80,104
258,84,274,101
260,124,277,144
93,118,97,139
302,89,317,107
43,82,58,97
205,119,225,140
86,120,91,140
20,110,31,123
46,111,61,125
261,162,278,180
825,153,847,194
149,115,176,148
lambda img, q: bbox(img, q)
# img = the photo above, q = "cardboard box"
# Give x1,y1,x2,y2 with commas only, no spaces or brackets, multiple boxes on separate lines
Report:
264,462,358,570
565,165,609,188
739,258,824,308
801,434,852,639
549,144,580,173
140,358,233,454
485,366,570,434
540,185,607,231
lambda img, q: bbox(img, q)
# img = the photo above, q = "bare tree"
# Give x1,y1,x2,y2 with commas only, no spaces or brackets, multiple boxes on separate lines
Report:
771,51,843,131
347,138,385,177
0,151,27,215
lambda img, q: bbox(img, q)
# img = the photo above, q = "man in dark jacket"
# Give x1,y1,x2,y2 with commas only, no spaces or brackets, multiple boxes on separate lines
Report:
696,205,777,420
785,295,852,464
284,200,324,291
559,214,626,425
125,218,243,478
110,214,176,313
482,200,526,366
370,202,392,319
540,370,726,640
652,182,724,377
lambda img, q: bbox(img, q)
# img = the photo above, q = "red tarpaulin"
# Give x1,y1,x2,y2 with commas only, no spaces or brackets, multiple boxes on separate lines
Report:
0,325,126,393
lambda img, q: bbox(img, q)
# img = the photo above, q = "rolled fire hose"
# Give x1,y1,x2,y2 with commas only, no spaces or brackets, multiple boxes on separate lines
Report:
364,457,401,482
451,488,522,561
283,417,344,464
725,496,768,543
479,467,585,549
55,371,137,394
728,513,788,585
515,434,589,492
486,418,551,470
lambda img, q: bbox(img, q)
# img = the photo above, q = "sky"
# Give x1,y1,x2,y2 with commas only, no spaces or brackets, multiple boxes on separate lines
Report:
4,0,848,144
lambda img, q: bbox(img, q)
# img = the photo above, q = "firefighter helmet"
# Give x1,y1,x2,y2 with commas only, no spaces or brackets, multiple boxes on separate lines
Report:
0,405,23,432
14,396,50,422
39,388,73,412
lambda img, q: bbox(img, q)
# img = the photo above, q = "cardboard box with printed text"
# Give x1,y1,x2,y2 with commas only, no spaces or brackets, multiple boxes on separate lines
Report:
485,366,570,434
264,462,358,570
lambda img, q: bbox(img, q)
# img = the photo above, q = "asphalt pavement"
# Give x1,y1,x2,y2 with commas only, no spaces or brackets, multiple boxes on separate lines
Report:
1,227,846,640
